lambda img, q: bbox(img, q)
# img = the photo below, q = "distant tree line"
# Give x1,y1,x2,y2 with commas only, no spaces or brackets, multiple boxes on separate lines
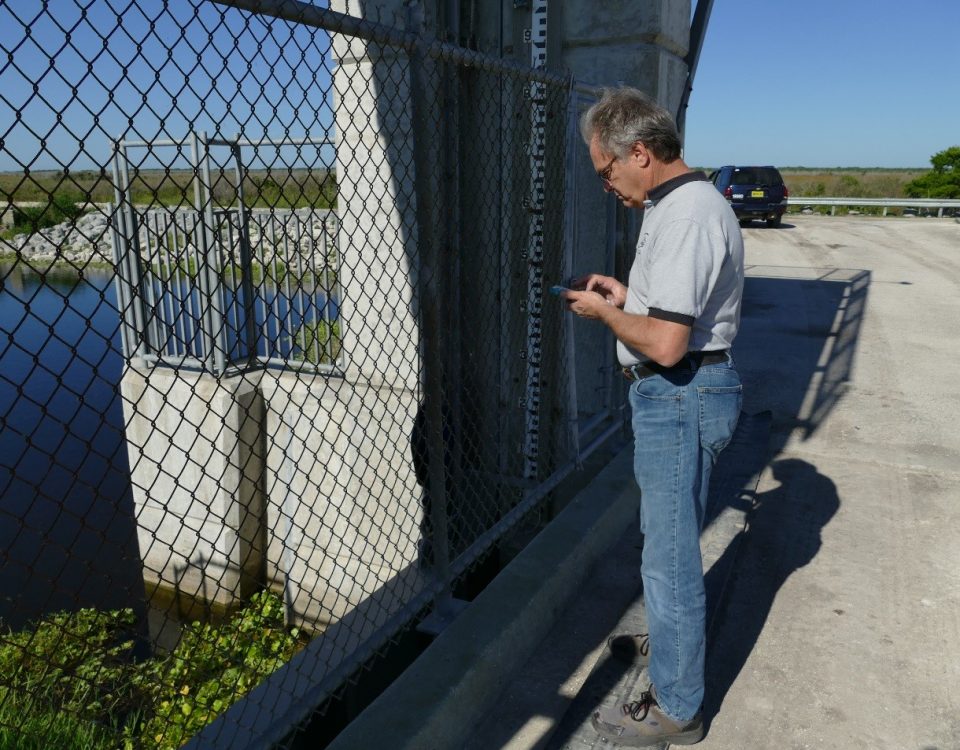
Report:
1,168,338,211
2,168,339,238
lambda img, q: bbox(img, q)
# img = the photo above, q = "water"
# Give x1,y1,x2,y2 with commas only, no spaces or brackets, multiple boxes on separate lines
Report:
0,261,337,634
134,270,340,368
0,262,145,629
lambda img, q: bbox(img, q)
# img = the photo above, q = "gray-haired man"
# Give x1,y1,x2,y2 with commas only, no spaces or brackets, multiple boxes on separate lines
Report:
563,87,744,746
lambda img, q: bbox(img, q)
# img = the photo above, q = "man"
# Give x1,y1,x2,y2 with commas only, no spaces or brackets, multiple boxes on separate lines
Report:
563,87,744,746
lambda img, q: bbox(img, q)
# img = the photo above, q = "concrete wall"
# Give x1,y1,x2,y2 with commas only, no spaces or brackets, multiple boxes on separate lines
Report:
122,364,425,630
329,6,425,392
258,371,423,629
122,366,268,608
559,0,690,112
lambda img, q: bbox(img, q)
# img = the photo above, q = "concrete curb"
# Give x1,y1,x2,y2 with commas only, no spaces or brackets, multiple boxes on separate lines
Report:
326,445,641,750
470,411,771,750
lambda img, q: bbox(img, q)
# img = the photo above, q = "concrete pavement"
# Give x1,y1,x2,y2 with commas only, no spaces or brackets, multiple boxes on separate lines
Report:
330,215,960,749
698,216,960,749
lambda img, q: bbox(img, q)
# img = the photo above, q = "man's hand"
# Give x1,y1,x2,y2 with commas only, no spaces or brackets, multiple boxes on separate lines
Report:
561,289,611,320
572,274,627,308
561,279,691,365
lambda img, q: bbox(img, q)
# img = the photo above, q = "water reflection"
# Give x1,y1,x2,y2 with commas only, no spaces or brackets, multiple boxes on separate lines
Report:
0,261,146,631
0,259,340,638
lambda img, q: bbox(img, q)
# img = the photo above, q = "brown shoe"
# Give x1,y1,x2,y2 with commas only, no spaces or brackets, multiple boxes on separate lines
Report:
607,632,651,664
591,685,703,747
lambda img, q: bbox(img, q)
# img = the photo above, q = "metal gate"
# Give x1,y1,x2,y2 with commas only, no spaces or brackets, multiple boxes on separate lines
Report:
111,133,341,375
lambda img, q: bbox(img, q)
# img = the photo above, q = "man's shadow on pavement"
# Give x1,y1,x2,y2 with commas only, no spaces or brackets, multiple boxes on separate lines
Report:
702,457,840,726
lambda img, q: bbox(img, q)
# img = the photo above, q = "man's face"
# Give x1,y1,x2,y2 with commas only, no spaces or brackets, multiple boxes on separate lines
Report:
589,135,650,208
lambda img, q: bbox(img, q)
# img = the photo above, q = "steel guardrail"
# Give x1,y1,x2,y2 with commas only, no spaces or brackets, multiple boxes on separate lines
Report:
788,196,960,217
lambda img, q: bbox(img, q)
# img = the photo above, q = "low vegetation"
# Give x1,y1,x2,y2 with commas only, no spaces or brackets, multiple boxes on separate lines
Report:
694,163,956,217
3,159,953,247
1,168,338,211
1,189,87,239
777,168,926,199
296,319,342,366
2,169,337,243
0,590,307,750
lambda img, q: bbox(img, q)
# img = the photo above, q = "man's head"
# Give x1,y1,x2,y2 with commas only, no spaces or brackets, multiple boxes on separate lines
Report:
580,87,684,206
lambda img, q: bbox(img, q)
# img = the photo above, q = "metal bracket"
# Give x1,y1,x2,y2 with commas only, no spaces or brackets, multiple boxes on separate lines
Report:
416,597,470,636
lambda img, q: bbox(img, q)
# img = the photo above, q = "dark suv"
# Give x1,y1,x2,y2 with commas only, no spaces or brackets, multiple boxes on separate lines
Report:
709,166,789,227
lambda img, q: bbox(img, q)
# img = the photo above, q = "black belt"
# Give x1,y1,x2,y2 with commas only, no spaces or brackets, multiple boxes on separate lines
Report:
622,350,729,381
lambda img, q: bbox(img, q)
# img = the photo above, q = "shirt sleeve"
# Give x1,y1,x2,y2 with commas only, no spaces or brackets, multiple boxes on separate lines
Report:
644,217,724,324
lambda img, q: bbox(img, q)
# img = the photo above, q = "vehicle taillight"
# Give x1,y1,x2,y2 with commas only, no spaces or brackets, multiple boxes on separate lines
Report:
723,186,732,199
783,185,789,198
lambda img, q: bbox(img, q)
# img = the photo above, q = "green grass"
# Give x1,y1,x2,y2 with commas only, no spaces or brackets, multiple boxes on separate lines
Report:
221,261,337,288
0,695,115,750
695,167,928,199
777,168,950,216
690,167,940,217
1,190,86,240
1,167,930,209
778,168,927,199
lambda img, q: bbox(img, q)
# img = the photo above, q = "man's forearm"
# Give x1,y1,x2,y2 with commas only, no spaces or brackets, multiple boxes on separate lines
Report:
597,305,690,366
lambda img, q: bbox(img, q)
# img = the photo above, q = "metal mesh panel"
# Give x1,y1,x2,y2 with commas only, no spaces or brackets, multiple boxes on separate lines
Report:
0,2,627,747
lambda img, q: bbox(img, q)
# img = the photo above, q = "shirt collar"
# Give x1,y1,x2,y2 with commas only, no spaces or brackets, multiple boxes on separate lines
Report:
642,170,709,208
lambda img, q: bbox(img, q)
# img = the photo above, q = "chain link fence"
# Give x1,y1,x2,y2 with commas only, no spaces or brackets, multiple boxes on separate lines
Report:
0,1,632,746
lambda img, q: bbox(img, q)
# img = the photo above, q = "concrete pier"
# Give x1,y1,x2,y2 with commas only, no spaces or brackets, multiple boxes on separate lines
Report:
122,364,424,629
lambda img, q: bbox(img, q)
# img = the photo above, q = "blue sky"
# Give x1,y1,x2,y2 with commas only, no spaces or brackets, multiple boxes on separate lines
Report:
2,1,958,173
684,0,960,168
0,1,335,173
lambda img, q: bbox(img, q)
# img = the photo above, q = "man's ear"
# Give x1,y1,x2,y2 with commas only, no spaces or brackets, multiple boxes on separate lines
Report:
630,141,651,167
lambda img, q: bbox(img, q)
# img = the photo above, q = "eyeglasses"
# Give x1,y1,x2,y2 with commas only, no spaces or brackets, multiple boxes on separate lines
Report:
597,155,617,186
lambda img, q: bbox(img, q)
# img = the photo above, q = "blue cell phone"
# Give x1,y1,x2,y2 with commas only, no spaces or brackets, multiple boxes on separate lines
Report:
549,285,570,296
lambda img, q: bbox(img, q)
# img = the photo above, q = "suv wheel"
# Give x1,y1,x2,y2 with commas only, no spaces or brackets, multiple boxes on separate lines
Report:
766,215,782,228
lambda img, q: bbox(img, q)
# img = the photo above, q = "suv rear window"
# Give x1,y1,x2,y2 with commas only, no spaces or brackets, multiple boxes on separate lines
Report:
731,167,782,186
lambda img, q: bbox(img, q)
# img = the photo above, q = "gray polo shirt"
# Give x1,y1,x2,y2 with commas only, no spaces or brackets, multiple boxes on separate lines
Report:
618,171,744,367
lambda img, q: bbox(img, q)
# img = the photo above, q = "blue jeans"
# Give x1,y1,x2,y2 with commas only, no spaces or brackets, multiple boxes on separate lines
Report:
629,355,742,721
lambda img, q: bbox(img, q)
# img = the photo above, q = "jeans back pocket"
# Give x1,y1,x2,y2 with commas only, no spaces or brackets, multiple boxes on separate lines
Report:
697,384,743,457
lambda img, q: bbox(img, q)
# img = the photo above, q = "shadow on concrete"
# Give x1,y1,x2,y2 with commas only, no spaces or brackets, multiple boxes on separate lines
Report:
539,411,771,750
702,410,773,621
699,265,869,726
544,651,637,750
736,266,871,449
703,458,839,725
741,221,797,230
